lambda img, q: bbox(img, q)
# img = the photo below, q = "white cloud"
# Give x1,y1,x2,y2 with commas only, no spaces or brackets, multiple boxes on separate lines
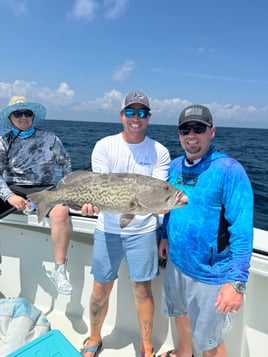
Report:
73,89,122,111
2,0,28,15
145,98,268,128
151,67,268,85
103,0,129,19
0,80,38,100
112,59,136,82
56,82,75,98
0,80,267,128
69,0,128,21
70,0,99,21
204,102,266,128
38,83,75,107
0,80,75,109
151,98,191,118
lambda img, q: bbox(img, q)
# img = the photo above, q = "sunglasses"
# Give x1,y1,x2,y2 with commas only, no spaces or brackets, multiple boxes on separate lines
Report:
124,108,150,119
12,110,34,118
179,123,208,136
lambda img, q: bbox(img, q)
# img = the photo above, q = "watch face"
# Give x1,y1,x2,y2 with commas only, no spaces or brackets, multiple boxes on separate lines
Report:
233,282,246,293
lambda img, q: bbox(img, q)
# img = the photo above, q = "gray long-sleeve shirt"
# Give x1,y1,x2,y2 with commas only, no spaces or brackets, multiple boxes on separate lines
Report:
0,128,71,201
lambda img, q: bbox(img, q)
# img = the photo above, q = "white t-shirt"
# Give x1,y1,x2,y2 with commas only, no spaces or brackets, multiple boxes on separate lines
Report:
91,133,170,234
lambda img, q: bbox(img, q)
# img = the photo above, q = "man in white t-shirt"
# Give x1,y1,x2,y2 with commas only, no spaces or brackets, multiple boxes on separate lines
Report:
80,90,171,357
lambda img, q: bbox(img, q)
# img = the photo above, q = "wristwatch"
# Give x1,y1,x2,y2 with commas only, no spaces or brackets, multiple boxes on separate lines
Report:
230,281,246,294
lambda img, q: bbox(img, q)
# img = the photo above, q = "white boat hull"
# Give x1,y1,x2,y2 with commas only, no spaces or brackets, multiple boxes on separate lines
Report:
1,213,268,356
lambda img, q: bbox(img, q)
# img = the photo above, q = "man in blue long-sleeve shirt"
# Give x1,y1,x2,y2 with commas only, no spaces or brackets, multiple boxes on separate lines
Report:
158,105,253,357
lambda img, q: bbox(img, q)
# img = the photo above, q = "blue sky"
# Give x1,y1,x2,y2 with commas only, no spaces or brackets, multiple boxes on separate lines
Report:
0,0,268,128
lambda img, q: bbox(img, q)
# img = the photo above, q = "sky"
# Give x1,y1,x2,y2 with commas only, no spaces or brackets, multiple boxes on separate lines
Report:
0,0,268,128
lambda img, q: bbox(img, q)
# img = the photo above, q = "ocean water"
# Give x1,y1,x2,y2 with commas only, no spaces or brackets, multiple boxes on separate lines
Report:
30,120,268,231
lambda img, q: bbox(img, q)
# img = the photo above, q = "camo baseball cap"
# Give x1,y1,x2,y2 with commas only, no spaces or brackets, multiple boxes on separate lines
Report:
121,90,151,110
179,104,213,127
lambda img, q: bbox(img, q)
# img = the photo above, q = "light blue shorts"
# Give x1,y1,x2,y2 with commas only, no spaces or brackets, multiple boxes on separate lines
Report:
91,229,160,283
162,259,229,351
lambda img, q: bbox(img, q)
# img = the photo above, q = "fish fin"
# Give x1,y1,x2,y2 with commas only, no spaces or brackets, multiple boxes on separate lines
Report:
133,196,156,211
120,214,135,228
135,200,153,210
135,189,158,210
27,191,55,223
57,170,96,188
67,202,82,210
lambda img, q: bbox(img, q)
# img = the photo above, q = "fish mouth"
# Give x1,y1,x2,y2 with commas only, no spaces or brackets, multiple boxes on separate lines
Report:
175,190,188,206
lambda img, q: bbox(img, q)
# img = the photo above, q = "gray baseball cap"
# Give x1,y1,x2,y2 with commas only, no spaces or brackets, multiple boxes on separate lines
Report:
121,90,151,110
179,105,213,127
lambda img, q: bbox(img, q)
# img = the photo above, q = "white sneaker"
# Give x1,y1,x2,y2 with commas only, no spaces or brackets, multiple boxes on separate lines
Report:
49,262,73,295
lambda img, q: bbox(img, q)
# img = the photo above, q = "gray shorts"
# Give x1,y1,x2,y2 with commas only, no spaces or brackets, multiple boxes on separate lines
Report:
162,259,229,351
91,228,160,283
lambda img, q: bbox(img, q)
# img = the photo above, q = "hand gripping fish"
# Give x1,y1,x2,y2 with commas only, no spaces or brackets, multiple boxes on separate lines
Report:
27,171,187,228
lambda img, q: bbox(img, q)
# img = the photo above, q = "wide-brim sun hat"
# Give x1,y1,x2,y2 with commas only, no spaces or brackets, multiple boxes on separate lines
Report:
0,96,46,128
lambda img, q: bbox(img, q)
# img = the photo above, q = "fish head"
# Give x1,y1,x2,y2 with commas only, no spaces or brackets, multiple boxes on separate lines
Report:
167,187,188,208
136,181,187,212
158,183,188,209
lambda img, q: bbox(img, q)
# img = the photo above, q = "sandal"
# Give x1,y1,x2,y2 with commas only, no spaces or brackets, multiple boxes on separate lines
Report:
80,337,102,356
140,348,156,357
157,351,176,357
157,352,194,357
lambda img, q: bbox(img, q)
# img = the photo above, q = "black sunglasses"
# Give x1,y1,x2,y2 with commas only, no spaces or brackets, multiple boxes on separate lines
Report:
179,123,208,136
12,110,34,118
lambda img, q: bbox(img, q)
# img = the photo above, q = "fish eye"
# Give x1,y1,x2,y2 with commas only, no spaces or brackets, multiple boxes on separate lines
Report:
163,185,170,190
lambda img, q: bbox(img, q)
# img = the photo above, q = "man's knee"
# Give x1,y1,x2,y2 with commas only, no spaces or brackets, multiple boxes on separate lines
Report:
203,341,226,357
133,281,152,299
49,205,69,222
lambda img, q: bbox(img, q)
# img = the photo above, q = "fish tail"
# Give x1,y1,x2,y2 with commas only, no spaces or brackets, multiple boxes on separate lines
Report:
27,191,55,223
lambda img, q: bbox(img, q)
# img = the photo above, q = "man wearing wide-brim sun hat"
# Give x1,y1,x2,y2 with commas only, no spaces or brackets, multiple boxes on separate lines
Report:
0,95,73,296
0,96,46,128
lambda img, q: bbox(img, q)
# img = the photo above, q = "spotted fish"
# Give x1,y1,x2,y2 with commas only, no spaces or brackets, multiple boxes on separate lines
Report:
27,171,187,228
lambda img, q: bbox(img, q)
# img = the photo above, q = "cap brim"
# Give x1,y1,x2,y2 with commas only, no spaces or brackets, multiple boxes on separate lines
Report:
179,118,212,127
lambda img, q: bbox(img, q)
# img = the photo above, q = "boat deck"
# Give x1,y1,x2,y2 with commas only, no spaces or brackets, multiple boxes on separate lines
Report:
1,213,268,356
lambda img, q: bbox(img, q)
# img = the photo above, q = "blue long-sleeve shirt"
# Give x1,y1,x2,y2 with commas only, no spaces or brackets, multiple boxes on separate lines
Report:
161,146,254,284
